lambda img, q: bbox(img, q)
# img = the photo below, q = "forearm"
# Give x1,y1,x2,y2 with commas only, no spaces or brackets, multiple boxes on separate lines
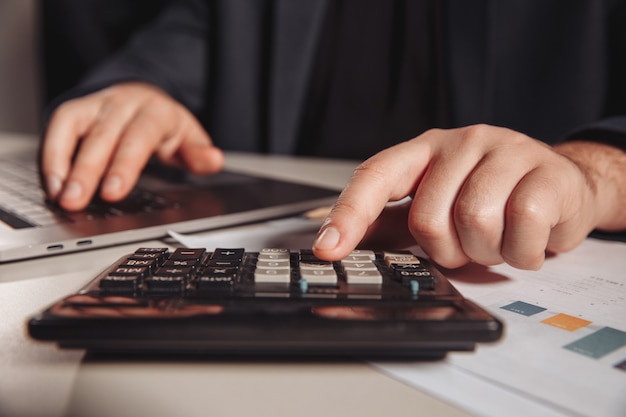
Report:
553,140,626,231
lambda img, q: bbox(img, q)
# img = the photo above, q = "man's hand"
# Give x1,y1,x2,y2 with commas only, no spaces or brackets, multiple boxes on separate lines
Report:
41,82,224,211
313,125,626,270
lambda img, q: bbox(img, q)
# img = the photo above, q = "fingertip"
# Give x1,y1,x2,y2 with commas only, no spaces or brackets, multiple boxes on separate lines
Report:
45,174,64,200
313,225,341,251
207,146,225,172
312,222,358,261
100,175,128,202
182,144,224,174
57,180,91,211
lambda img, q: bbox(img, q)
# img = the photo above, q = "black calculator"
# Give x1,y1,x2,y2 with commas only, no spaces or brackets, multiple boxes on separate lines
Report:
28,247,503,359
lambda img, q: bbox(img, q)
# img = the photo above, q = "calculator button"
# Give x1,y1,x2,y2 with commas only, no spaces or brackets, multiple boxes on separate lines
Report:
145,275,186,293
341,256,381,285
154,266,193,277
210,248,244,261
128,252,165,265
394,268,436,290
299,260,333,270
100,266,144,292
145,266,191,293
298,249,324,263
133,247,169,263
300,257,336,284
99,276,140,292
258,248,290,260
347,250,376,260
202,266,238,277
163,258,198,270
300,268,337,285
256,260,291,269
343,254,375,262
345,269,382,285
122,258,158,272
172,248,206,261
197,268,236,290
136,247,169,255
207,259,240,268
254,268,291,284
384,252,420,268
341,261,379,271
108,266,148,277
196,275,235,289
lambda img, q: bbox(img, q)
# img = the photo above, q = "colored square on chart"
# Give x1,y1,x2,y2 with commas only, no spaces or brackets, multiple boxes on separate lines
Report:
541,313,591,332
500,301,546,317
614,359,626,372
563,327,626,359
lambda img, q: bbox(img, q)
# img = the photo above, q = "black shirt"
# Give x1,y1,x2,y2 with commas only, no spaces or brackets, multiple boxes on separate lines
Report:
297,0,449,159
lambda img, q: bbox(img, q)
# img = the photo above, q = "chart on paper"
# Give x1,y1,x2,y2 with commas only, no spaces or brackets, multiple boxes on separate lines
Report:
375,238,626,417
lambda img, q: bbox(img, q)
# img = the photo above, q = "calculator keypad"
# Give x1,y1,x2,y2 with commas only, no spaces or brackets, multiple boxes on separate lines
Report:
92,247,440,301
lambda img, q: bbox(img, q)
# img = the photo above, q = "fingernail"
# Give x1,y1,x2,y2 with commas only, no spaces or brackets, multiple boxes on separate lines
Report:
62,180,82,200
46,175,63,199
314,226,341,251
102,175,122,195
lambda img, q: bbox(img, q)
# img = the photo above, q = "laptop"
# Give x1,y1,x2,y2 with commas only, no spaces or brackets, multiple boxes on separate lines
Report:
0,150,339,263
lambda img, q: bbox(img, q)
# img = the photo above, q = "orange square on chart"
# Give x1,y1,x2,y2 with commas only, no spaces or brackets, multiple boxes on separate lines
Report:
541,313,591,331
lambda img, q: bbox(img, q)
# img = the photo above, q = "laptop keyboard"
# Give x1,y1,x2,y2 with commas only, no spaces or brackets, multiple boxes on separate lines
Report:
0,155,60,228
0,155,174,229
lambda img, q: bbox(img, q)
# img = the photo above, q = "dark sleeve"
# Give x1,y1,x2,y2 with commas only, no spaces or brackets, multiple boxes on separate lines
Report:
44,0,209,121
565,116,626,151
564,2,626,151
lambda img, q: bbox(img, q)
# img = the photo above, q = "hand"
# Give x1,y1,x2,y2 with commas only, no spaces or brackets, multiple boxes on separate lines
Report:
313,124,625,270
41,82,224,211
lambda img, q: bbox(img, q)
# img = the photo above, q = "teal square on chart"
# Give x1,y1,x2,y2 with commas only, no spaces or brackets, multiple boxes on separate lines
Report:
563,327,626,359
500,301,546,317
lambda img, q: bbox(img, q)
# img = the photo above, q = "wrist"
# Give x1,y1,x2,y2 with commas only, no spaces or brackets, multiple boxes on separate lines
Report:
553,140,626,231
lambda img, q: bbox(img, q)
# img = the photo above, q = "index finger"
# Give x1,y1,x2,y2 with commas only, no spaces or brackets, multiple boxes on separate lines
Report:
312,138,432,260
41,97,102,198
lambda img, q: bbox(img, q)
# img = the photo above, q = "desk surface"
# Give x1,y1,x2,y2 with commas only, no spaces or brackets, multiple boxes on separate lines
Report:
0,132,472,417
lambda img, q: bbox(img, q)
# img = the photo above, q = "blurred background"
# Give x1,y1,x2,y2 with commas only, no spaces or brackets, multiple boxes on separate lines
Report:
0,0,168,135
0,0,40,134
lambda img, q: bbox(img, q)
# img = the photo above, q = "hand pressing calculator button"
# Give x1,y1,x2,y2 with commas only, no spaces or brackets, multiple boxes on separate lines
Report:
28,247,503,359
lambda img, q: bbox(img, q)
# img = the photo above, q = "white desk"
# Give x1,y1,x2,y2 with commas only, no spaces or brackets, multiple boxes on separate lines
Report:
0,132,471,417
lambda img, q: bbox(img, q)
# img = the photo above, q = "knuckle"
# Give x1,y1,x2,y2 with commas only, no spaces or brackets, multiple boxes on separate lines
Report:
416,127,444,141
409,213,448,242
101,86,131,105
459,124,531,149
107,83,142,100
85,123,114,145
51,101,75,120
50,99,89,126
506,194,547,228
454,202,496,233
351,159,387,186
149,95,175,115
460,124,491,145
